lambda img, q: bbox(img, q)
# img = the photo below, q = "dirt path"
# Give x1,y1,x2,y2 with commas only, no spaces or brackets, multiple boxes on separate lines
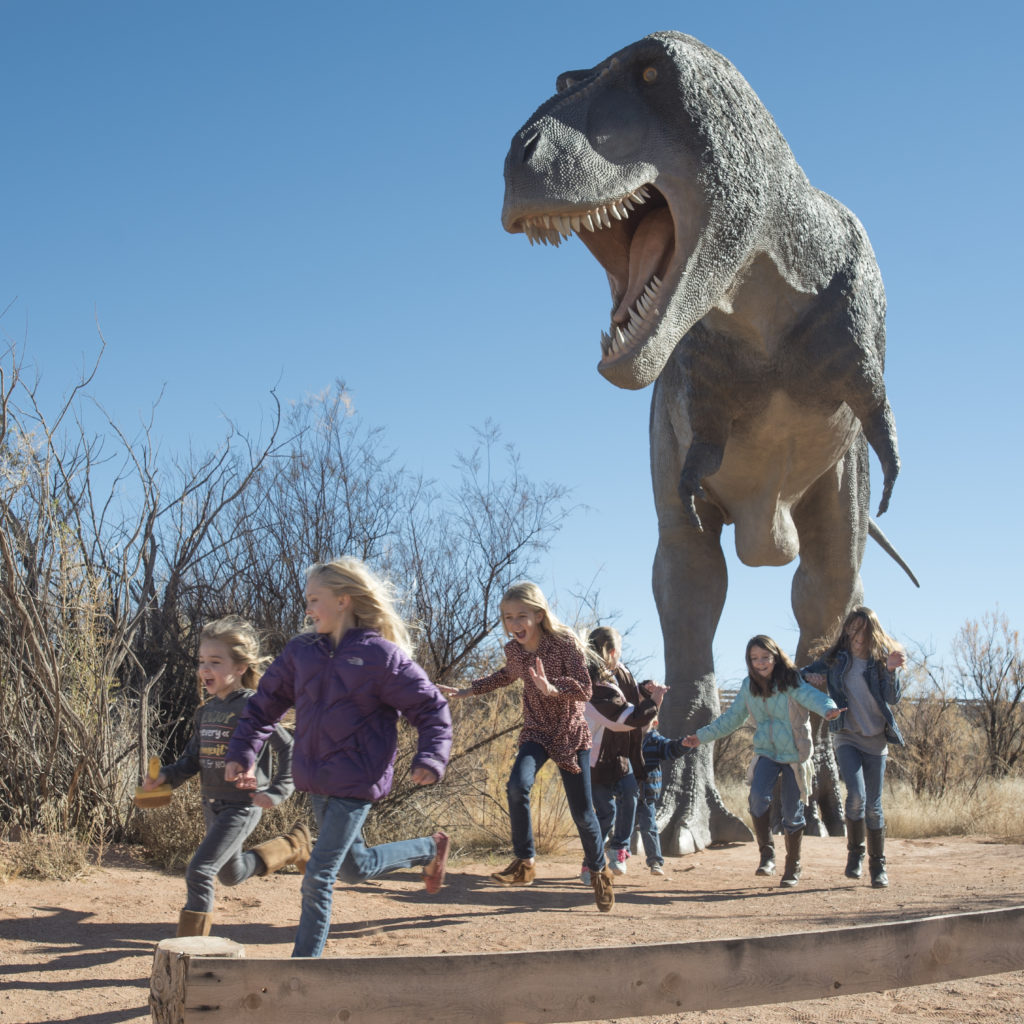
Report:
1,836,1022,1024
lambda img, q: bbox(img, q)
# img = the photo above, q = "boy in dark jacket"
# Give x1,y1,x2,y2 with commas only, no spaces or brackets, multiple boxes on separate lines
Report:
635,716,687,875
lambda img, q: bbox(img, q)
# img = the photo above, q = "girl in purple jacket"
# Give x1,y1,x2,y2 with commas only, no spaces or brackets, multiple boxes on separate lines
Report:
226,557,453,958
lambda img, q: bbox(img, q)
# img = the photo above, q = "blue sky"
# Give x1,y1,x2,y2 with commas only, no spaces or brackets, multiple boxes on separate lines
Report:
4,1,1022,687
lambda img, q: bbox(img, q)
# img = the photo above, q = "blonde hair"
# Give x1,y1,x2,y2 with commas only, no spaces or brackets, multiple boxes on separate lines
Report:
500,581,586,655
305,557,413,655
198,615,270,696
813,606,899,664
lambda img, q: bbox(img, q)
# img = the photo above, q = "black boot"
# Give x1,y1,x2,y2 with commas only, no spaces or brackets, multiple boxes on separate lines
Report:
867,826,888,888
845,817,866,879
780,828,803,888
752,811,775,876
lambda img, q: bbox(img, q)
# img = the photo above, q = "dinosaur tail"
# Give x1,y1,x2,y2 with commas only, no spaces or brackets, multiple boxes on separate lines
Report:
868,519,920,588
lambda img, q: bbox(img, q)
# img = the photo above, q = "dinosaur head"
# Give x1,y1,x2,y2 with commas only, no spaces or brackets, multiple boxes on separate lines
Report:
502,32,794,390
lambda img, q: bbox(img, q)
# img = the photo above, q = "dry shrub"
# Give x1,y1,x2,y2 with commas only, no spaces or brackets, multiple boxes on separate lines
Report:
0,807,100,881
883,777,1024,840
134,779,314,872
892,691,981,795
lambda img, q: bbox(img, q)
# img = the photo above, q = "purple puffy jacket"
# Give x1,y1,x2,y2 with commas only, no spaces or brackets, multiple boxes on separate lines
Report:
226,628,451,801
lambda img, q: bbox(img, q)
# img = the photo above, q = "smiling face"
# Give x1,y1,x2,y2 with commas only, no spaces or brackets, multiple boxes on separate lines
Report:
748,645,776,682
197,639,247,700
502,599,545,652
845,616,870,659
305,579,356,645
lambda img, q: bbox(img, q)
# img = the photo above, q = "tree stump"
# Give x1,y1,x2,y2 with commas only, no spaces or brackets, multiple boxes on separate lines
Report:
149,936,246,1024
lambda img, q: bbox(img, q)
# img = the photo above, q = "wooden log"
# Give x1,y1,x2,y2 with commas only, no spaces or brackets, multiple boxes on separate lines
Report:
160,905,1024,1024
149,936,246,1024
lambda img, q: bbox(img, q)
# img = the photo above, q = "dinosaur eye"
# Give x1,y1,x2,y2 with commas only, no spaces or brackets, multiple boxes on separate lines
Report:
642,67,658,83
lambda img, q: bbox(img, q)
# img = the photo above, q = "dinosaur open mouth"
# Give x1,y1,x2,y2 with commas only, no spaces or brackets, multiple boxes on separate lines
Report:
518,184,675,364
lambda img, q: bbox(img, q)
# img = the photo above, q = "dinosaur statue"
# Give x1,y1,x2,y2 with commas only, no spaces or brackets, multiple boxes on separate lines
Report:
500,31,917,853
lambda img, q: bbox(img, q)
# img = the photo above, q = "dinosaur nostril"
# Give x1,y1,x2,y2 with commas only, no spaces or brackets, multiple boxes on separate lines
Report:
522,131,540,163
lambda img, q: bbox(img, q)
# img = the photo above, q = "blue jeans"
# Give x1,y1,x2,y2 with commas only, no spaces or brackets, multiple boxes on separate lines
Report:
836,743,888,830
185,800,264,912
592,772,639,853
293,794,438,958
749,756,805,833
506,742,606,871
635,777,663,867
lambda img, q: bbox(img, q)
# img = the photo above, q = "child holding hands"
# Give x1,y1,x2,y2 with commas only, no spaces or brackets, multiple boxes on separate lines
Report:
440,582,614,912
683,635,842,888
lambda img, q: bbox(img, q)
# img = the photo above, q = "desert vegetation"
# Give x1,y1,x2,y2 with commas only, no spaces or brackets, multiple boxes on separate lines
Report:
0,343,1021,882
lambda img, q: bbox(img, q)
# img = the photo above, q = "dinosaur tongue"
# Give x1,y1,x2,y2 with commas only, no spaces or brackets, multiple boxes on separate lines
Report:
612,206,673,324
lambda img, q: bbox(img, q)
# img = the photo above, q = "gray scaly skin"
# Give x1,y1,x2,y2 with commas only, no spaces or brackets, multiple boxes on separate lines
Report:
501,32,915,853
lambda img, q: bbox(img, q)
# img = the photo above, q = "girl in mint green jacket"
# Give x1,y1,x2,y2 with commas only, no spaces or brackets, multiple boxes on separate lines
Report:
683,636,842,888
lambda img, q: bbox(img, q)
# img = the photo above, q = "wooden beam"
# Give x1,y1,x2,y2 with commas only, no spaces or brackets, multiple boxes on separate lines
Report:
170,905,1024,1024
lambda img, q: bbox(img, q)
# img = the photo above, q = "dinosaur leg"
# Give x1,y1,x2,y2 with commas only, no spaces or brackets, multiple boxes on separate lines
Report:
790,435,870,837
649,372,751,855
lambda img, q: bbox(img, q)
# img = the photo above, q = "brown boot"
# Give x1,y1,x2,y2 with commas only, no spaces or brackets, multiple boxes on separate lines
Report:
490,858,536,886
252,822,313,875
752,811,775,876
176,909,213,937
591,865,615,912
779,828,803,888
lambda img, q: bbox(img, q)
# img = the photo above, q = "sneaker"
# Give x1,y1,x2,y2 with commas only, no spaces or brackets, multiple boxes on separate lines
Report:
423,831,449,894
491,858,536,886
579,862,591,885
650,864,665,876
591,866,615,912
610,848,628,875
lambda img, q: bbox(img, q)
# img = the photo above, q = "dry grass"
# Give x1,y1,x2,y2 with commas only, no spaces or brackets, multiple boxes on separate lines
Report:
717,775,1024,842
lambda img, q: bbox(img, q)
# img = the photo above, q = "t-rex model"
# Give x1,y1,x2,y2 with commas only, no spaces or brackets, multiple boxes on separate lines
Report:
500,31,917,853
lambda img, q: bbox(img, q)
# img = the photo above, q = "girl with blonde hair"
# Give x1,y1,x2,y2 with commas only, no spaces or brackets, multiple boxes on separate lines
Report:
142,615,305,938
803,606,906,888
440,582,615,912
226,557,452,958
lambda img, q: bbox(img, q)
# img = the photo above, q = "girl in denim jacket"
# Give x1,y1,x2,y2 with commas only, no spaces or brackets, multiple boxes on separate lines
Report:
683,636,841,887
802,606,905,888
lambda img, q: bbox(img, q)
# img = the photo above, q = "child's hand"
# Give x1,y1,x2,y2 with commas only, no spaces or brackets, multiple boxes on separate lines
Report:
825,706,846,721
681,734,700,748
526,658,556,696
251,792,274,809
411,766,439,786
886,649,906,671
643,682,669,706
438,684,470,699
141,771,166,790
803,672,826,687
225,761,258,790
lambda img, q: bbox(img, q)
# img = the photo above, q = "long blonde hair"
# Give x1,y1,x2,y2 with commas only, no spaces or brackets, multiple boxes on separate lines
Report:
305,557,413,655
813,606,898,664
501,581,586,656
198,615,270,697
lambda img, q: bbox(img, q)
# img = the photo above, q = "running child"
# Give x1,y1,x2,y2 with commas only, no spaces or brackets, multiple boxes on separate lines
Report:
635,710,687,876
682,635,842,887
582,627,666,882
439,582,615,912
225,557,452,959
142,615,305,938
802,606,905,888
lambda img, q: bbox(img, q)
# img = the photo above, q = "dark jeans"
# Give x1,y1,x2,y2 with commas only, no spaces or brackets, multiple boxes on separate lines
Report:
506,741,605,871
836,743,888,830
184,800,264,912
592,772,639,852
635,777,663,866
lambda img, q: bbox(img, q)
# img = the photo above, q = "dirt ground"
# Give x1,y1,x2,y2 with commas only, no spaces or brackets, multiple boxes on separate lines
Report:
1,835,1022,1024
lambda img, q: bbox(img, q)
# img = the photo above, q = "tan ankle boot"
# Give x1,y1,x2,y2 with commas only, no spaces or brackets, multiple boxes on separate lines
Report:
176,909,213,937
252,822,313,875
